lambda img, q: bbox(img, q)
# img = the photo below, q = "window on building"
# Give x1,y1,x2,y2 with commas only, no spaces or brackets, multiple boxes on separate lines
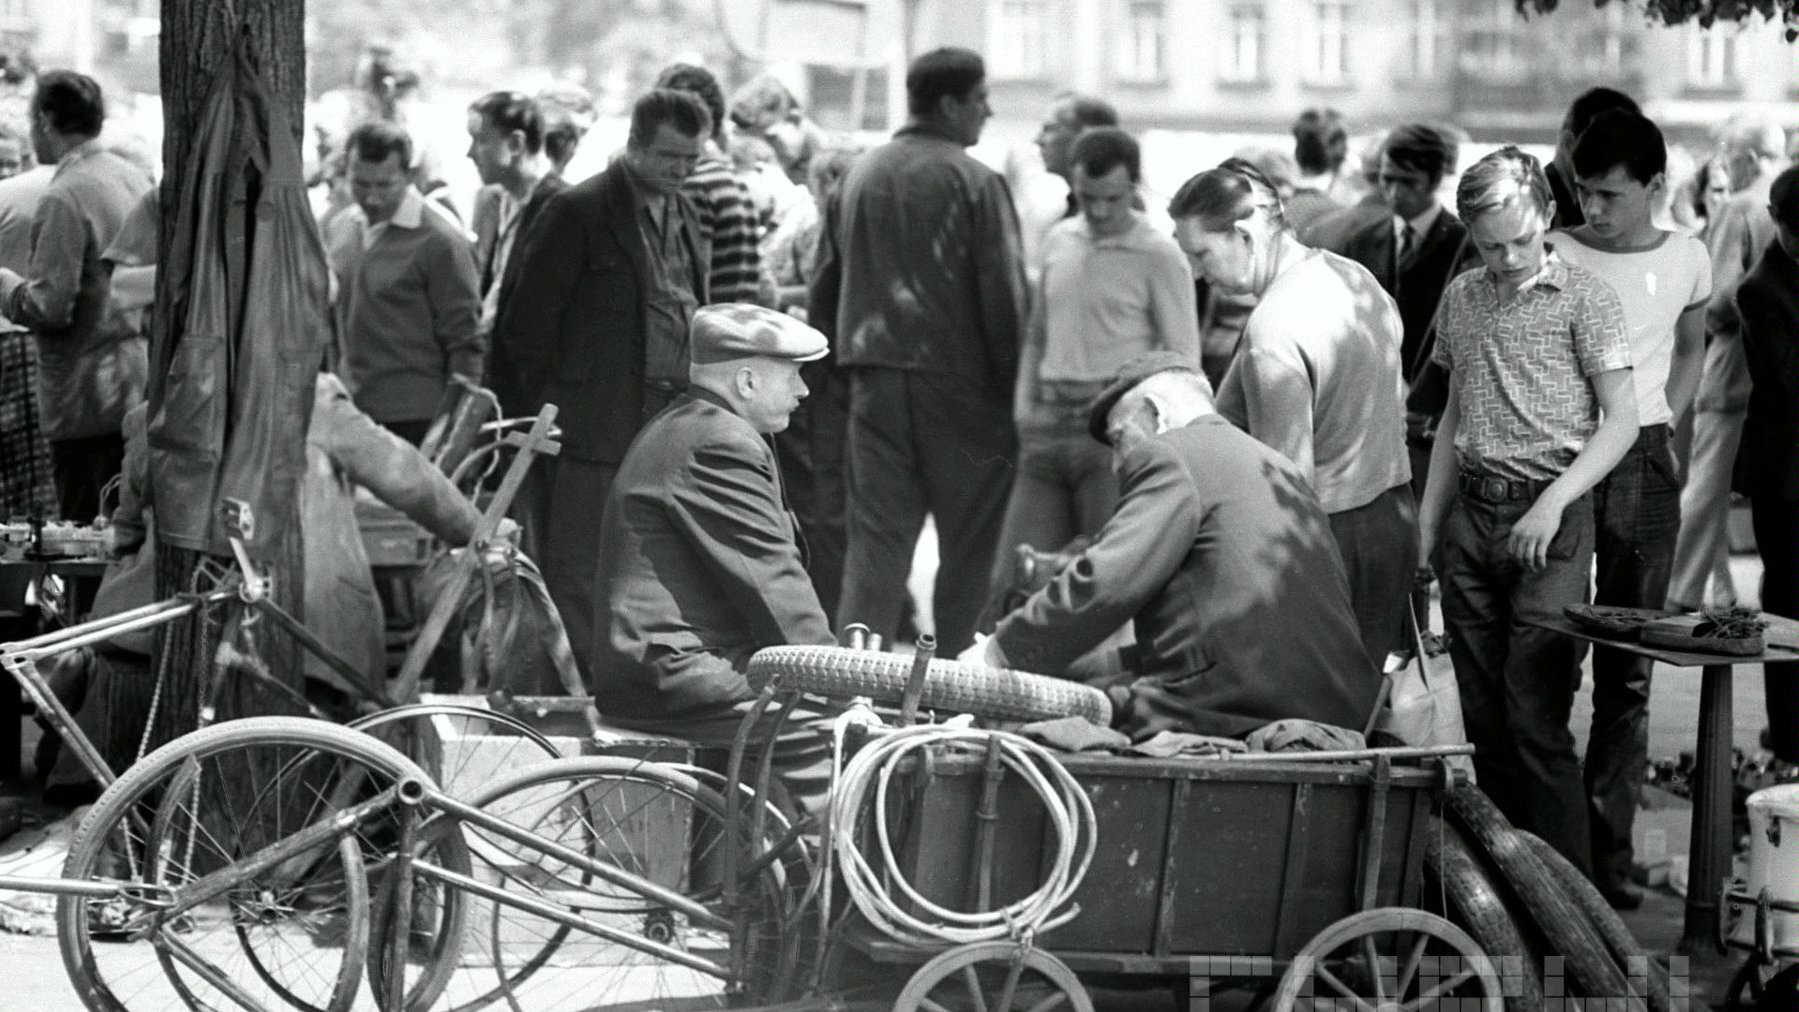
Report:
1404,0,1442,78
1115,0,1167,82
1460,0,1524,76
991,0,1051,79
1220,3,1265,83
1686,27,1734,88
1307,0,1351,83
0,0,29,21
1579,3,1626,74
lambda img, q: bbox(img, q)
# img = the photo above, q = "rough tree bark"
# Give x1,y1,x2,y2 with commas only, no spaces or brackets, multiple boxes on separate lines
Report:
134,0,308,755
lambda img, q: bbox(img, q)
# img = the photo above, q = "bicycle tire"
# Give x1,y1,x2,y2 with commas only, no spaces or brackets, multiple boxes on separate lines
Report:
438,755,797,1011
747,644,1112,725
1444,784,1630,1001
1424,817,1546,1012
57,717,436,1012
1519,830,1671,1012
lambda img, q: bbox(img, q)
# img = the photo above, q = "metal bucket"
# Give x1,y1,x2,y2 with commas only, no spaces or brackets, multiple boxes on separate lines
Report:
1728,784,1799,955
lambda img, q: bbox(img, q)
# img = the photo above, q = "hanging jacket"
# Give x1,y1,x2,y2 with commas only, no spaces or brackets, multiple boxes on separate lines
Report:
148,50,332,556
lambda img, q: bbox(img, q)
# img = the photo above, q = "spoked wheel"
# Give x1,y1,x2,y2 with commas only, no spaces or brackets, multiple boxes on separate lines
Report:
406,756,796,1012
56,717,443,1012
1272,908,1504,1012
892,941,1094,1012
349,702,564,798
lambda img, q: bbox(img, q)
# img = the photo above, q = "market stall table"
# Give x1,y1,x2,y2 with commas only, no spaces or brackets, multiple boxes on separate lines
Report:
1529,611,1799,955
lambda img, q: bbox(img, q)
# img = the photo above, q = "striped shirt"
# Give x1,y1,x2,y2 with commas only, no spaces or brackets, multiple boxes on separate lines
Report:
682,156,763,304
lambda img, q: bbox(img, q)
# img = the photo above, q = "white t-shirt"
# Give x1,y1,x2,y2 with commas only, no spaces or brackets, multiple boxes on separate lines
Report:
1550,228,1711,426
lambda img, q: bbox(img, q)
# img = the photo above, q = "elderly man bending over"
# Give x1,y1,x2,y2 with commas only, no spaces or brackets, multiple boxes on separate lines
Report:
963,352,1379,740
592,303,839,816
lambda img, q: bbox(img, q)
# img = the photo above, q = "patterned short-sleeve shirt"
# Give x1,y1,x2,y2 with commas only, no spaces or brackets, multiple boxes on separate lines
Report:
1432,251,1633,481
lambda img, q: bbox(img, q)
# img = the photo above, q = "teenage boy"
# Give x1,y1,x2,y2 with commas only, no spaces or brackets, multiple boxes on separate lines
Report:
1417,148,1638,875
1552,109,1711,908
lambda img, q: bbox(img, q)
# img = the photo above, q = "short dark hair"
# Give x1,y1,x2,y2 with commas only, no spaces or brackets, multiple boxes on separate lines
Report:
1383,123,1458,187
1691,156,1728,220
1562,86,1640,141
628,88,712,150
537,85,595,169
1070,127,1140,183
655,63,727,143
1770,164,1799,231
1169,158,1284,232
33,70,104,137
1292,107,1347,175
469,91,544,155
346,119,413,169
1056,92,1120,131
1572,109,1666,185
906,48,985,117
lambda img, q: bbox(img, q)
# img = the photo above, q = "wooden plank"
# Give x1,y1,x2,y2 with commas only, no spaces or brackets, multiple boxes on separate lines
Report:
1271,782,1313,958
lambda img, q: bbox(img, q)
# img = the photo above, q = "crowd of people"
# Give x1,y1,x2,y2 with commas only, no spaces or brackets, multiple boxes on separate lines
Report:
0,46,1794,907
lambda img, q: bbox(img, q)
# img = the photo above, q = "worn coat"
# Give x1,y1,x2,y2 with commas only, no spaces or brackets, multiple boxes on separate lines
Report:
495,162,707,463
993,415,1378,739
478,173,568,417
1335,209,1476,383
592,389,833,719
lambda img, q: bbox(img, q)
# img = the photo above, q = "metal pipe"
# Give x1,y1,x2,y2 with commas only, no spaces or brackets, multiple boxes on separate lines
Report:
157,930,278,1012
420,787,729,932
897,634,936,725
385,805,419,1012
3,591,231,659
3,654,117,787
0,874,157,899
410,859,734,980
253,596,396,708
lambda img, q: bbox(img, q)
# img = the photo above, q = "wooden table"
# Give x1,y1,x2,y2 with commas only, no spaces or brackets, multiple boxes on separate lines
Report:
1531,611,1799,954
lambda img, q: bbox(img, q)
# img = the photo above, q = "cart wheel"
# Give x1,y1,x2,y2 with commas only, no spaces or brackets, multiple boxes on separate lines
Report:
1272,907,1504,1012
893,941,1094,1012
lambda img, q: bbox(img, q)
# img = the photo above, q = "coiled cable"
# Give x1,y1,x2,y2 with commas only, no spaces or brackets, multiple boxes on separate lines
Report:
829,724,1097,947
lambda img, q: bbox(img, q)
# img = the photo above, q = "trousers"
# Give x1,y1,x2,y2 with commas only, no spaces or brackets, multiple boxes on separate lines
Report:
1667,408,1744,609
837,368,1015,655
1439,492,1595,874
1585,425,1682,890
985,416,1118,614
1751,493,1799,763
1328,483,1419,668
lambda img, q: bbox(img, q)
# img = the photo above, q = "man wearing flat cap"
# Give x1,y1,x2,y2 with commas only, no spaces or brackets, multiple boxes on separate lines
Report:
592,303,838,814
962,351,1379,739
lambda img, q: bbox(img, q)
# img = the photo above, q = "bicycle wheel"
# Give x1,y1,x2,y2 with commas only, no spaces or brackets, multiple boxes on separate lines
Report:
55,717,435,1012
351,702,565,798
413,756,796,1012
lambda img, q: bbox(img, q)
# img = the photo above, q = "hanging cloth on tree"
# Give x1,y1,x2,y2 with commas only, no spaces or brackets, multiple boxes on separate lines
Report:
148,47,332,557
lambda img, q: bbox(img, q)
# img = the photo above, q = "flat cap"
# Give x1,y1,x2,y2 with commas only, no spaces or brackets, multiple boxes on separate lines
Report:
1087,350,1200,445
691,303,829,365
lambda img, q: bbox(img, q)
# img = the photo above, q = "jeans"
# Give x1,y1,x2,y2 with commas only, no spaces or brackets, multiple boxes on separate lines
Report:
838,368,1015,655
1667,408,1744,609
986,416,1118,612
1751,492,1799,763
1439,491,1595,874
1328,483,1419,667
1585,425,1682,890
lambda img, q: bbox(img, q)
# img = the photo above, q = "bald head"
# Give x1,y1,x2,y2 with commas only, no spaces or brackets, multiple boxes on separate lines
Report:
1721,117,1789,190
690,356,810,434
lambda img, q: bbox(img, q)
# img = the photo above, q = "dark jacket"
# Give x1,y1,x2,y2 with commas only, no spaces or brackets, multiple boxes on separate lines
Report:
809,124,1027,401
148,53,332,555
480,173,569,416
592,389,834,718
1333,207,1476,382
1734,239,1799,501
494,162,707,462
993,414,1377,739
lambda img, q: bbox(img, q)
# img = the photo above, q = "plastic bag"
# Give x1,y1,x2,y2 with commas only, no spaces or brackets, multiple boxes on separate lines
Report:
1374,606,1473,778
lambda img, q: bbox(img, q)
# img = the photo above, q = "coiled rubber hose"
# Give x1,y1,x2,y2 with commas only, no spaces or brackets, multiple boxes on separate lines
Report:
829,725,1097,948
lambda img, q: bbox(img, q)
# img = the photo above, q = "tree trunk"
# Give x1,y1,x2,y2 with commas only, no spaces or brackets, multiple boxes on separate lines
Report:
133,1,307,756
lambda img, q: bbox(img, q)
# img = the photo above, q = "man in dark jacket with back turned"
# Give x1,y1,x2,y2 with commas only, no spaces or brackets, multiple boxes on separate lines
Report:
594,304,838,816
810,47,1028,655
965,353,1378,740
494,88,711,676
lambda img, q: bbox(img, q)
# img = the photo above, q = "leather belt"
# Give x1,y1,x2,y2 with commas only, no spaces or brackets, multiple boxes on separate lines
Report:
1458,471,1554,505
